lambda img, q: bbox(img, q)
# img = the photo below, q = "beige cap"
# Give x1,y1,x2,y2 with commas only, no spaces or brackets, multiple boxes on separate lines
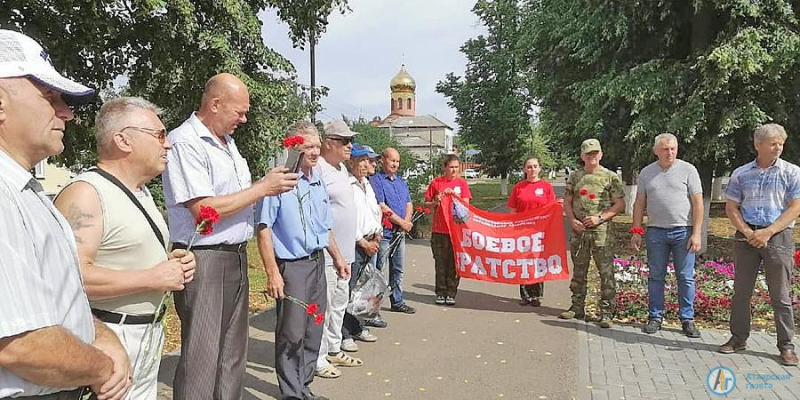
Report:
323,120,359,137
581,138,602,154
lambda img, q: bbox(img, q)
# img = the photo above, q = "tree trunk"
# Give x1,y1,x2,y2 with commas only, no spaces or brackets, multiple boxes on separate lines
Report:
697,162,715,255
501,175,509,196
623,185,636,215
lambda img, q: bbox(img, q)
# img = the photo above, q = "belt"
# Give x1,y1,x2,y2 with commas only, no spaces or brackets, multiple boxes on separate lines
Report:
14,388,86,399
92,304,167,325
277,249,323,263
747,223,771,230
172,241,247,253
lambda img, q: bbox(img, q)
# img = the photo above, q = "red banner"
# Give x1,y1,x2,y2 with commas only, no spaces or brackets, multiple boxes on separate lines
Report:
441,195,570,285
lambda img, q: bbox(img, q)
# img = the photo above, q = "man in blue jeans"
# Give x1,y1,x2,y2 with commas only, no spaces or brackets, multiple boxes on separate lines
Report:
631,133,703,338
369,147,417,317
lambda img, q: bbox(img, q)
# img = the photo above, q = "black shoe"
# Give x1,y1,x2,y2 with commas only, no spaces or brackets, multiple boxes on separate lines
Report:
304,394,330,400
529,297,541,307
435,295,445,305
364,317,388,328
390,303,417,314
641,318,662,334
682,320,701,338
519,297,531,306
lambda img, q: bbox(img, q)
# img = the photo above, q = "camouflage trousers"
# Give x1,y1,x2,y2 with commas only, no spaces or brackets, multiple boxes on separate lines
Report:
569,231,616,312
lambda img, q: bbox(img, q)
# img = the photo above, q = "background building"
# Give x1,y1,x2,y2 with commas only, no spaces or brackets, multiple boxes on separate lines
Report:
371,65,454,163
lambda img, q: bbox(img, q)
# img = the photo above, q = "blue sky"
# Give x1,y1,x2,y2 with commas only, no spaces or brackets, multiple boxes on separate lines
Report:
258,0,486,130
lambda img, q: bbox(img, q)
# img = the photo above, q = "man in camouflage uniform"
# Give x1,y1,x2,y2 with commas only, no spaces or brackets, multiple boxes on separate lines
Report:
559,139,625,328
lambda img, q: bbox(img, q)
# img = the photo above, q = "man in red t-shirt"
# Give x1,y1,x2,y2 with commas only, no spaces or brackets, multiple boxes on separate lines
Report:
424,155,473,306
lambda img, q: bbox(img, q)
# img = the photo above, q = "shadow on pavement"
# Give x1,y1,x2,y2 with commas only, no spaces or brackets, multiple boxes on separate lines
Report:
540,319,781,362
407,282,566,316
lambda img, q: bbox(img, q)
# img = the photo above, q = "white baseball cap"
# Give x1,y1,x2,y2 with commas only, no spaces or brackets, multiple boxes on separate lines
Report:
0,30,94,102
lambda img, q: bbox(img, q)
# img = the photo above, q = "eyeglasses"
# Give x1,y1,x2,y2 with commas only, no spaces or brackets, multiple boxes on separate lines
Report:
326,136,353,145
122,126,167,144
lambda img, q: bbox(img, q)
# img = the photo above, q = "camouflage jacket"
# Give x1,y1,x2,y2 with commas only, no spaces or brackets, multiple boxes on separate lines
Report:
565,166,624,234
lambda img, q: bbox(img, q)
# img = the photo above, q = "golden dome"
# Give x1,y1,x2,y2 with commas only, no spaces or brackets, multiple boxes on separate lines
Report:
390,65,416,91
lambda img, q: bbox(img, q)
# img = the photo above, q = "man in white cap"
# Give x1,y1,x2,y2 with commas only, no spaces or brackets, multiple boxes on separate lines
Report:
0,30,131,399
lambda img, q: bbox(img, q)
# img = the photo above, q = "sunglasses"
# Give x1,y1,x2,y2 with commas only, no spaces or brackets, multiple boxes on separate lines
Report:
327,136,353,145
122,126,167,144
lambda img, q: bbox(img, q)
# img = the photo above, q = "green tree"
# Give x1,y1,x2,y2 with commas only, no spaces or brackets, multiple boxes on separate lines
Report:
1,0,348,177
437,0,531,195
520,0,800,251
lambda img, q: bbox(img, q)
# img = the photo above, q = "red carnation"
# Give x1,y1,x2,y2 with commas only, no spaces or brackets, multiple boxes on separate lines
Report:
794,250,800,266
588,193,597,200
415,205,423,213
195,205,220,235
283,135,305,148
579,189,588,196
423,208,431,214
382,218,393,229
306,303,319,315
314,313,325,325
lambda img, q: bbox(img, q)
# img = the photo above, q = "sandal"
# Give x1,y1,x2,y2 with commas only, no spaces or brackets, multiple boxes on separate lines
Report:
326,351,363,367
315,365,342,379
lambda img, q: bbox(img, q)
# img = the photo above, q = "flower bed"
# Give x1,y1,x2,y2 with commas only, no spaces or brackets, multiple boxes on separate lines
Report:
611,255,800,328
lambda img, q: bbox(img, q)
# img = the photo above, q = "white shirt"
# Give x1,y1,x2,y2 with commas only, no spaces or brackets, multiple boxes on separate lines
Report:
162,113,254,245
0,150,94,397
316,157,356,265
351,176,382,240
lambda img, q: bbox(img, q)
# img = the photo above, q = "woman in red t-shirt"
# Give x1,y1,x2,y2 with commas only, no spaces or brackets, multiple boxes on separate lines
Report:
507,157,556,307
424,154,472,306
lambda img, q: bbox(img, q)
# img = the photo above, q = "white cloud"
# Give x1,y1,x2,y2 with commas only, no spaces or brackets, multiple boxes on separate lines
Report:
259,0,485,129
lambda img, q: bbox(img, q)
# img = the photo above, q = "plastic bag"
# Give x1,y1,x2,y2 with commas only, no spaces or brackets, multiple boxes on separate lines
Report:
347,260,389,318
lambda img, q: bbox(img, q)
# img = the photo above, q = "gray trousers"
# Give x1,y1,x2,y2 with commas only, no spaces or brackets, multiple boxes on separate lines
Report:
173,248,250,400
13,389,84,400
276,255,327,400
731,229,795,351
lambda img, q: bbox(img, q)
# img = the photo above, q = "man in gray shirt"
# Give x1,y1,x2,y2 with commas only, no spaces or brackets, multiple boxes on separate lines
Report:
631,133,703,338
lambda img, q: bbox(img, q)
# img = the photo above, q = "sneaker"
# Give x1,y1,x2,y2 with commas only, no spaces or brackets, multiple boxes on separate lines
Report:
364,317,388,328
341,338,359,352
681,320,701,338
435,296,446,305
558,308,585,320
641,318,662,334
598,313,613,328
390,303,417,314
529,298,541,307
445,296,456,306
354,329,377,342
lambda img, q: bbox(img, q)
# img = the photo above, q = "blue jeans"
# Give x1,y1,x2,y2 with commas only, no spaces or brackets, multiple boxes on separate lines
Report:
645,226,696,320
376,235,405,307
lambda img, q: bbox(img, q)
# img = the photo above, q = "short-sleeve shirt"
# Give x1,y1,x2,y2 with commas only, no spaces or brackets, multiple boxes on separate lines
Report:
507,179,556,213
0,150,95,397
636,159,703,228
566,167,624,243
162,113,254,246
316,158,356,265
725,158,800,228
353,177,382,240
369,171,412,238
425,176,473,234
256,169,332,259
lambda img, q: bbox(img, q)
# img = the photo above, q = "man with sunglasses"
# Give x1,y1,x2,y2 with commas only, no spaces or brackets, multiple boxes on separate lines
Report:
162,73,299,399
0,30,131,400
314,120,365,378
55,97,197,399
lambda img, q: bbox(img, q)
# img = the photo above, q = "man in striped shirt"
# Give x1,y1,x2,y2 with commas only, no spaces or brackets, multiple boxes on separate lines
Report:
0,30,131,399
719,123,800,366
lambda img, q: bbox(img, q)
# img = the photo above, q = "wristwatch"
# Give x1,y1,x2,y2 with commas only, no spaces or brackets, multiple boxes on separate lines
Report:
597,215,606,225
